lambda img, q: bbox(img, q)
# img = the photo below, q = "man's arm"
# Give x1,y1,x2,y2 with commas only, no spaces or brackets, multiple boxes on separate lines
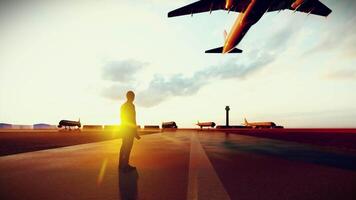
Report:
133,105,137,125
133,105,141,140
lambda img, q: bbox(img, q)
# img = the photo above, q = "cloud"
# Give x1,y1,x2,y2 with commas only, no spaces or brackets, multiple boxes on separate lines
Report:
102,26,297,107
303,17,356,57
141,26,298,107
103,56,273,107
136,73,204,107
200,53,274,79
323,69,356,80
302,1,356,57
135,53,274,107
102,84,135,101
102,60,146,83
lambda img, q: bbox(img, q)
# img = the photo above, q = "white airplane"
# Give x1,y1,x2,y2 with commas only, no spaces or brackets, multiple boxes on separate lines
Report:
243,118,283,128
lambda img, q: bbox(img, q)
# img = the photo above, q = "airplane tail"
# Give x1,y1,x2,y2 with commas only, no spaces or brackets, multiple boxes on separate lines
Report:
205,46,243,53
244,118,248,125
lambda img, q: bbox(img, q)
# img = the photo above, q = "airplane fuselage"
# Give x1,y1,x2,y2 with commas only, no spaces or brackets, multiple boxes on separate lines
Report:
196,122,216,129
223,0,271,53
58,120,81,128
168,0,331,53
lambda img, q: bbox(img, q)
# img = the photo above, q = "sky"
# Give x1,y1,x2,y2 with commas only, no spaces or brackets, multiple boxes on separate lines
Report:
0,0,355,128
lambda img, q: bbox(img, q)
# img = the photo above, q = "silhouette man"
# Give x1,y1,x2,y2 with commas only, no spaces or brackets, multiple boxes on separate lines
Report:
120,91,141,172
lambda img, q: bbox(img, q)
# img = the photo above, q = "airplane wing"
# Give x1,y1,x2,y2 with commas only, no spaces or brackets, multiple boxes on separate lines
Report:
168,0,251,17
268,0,332,17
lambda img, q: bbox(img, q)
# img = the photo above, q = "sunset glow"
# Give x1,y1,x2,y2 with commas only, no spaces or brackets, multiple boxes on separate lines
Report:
0,0,355,128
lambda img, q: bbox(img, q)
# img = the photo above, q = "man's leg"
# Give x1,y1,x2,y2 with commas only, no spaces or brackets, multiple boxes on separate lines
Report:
119,135,134,168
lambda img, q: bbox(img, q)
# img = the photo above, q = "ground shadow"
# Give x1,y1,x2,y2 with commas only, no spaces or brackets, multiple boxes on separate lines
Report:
118,166,139,200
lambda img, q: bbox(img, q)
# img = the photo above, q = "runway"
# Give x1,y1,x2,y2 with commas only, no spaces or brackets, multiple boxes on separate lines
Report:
1,131,355,200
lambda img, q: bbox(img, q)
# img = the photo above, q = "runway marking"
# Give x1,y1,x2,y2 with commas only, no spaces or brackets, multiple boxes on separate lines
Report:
160,133,185,144
187,132,231,200
1,139,121,157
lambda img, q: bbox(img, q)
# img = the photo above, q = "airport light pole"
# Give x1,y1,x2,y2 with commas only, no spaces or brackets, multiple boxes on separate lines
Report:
225,106,230,127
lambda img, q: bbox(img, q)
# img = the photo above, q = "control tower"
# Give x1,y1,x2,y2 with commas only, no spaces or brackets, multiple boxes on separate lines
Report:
225,106,230,127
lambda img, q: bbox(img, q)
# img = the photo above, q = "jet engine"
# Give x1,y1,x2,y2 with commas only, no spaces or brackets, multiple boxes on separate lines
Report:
225,0,233,10
291,0,307,10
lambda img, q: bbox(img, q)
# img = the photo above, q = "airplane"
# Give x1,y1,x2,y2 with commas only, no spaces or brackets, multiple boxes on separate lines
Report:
243,118,283,129
168,0,332,53
162,121,178,128
58,119,81,130
196,121,216,129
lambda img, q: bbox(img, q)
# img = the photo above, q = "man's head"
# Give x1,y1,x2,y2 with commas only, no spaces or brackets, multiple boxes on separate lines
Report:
126,90,135,102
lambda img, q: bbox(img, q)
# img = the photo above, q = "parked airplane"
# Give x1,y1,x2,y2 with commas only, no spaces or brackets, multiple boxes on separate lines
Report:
162,121,178,128
243,118,283,129
168,0,332,53
196,121,216,129
58,119,81,129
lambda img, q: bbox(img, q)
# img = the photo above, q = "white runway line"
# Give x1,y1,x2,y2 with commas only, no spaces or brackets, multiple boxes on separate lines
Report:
187,132,231,200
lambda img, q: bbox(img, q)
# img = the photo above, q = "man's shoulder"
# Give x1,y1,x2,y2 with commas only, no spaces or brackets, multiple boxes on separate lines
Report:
121,102,135,109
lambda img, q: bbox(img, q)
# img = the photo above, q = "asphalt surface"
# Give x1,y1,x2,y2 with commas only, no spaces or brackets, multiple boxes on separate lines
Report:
0,131,355,200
